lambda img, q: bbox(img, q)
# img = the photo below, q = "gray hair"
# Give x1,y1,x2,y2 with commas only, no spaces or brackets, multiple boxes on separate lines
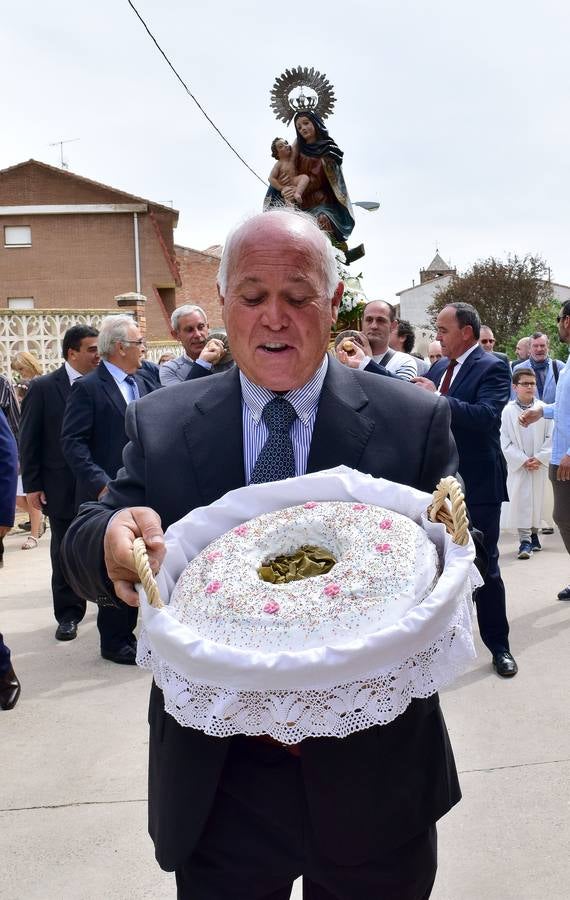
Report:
217,209,340,299
97,314,135,358
171,304,207,331
530,331,548,343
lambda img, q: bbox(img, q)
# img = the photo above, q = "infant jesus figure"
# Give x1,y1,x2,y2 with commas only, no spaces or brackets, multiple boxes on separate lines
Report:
268,137,309,205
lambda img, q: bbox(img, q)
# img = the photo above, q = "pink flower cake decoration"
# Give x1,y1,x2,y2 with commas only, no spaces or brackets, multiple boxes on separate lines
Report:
352,504,367,511
379,518,393,530
206,550,222,562
233,525,248,537
303,501,318,509
263,600,280,615
323,583,341,597
205,580,222,594
375,543,392,554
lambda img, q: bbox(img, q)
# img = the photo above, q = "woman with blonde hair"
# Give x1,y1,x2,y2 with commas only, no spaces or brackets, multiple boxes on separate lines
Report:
11,351,45,549
12,351,43,381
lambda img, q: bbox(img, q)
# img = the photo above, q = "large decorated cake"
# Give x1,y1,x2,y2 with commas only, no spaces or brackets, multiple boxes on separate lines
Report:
168,500,441,653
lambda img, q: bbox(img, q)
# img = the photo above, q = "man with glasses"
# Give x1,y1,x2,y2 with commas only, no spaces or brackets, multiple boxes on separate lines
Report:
520,303,570,600
61,315,157,664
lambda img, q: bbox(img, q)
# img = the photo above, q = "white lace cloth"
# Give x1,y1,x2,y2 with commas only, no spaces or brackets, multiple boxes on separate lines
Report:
137,466,481,743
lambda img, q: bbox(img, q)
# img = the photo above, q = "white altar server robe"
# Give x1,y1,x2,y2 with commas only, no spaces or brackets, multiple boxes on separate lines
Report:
500,400,553,529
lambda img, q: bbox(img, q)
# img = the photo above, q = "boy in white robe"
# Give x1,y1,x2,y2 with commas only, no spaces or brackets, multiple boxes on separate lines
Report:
500,368,553,559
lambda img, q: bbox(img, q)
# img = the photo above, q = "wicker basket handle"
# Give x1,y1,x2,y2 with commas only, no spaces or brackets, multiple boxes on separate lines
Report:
133,537,163,608
428,476,470,546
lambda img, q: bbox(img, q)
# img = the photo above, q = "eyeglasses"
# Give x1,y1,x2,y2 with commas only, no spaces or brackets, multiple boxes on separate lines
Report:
517,382,536,387
480,338,495,344
122,339,146,345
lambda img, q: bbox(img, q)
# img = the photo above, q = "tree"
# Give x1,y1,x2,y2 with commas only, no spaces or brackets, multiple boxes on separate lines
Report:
503,299,569,363
427,254,553,351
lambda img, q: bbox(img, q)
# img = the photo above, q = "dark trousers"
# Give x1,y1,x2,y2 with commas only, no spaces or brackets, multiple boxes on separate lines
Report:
469,502,510,655
550,464,570,554
49,515,86,625
175,737,437,900
97,601,138,652
0,633,11,676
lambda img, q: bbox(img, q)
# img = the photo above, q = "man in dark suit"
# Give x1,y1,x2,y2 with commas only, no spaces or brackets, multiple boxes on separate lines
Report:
62,211,461,898
0,409,20,709
414,302,517,677
19,325,100,640
61,314,156,664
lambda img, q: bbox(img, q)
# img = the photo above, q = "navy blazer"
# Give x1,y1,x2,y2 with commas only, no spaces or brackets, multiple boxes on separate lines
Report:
20,365,78,519
62,360,461,870
61,362,153,507
0,410,18,526
427,345,510,504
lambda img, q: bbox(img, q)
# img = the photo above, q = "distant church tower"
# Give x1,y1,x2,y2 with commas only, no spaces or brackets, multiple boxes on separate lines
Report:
419,251,456,285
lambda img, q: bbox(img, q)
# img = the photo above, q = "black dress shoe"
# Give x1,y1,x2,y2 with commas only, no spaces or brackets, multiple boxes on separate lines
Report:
492,651,518,678
55,620,78,641
101,644,137,665
557,586,570,601
0,664,21,710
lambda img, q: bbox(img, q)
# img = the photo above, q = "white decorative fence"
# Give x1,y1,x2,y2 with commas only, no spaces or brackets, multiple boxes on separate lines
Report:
0,309,179,377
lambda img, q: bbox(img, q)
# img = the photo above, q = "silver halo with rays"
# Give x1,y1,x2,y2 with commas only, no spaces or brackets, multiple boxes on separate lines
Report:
270,67,336,125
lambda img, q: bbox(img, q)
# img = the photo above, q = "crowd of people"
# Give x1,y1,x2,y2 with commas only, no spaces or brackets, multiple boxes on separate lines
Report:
1,208,569,897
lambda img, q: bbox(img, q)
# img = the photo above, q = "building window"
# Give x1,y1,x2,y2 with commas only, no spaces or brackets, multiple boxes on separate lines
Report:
4,226,32,247
7,297,34,310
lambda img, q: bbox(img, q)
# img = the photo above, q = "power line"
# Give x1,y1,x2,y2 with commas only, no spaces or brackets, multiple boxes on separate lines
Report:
127,1,267,186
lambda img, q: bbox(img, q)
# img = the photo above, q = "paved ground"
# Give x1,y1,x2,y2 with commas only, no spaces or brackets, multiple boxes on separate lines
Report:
1,523,569,899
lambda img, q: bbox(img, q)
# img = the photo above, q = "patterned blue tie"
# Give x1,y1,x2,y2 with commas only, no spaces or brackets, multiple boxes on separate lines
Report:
250,397,297,484
124,375,139,403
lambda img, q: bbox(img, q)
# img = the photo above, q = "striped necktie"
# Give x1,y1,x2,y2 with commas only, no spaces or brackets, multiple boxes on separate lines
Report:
124,375,139,403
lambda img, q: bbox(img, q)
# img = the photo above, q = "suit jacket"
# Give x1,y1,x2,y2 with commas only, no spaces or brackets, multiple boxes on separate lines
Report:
19,366,77,520
62,360,460,870
61,361,153,507
0,410,18,526
427,345,510,505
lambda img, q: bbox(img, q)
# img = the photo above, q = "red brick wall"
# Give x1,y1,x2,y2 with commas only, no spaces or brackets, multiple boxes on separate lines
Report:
175,246,223,328
0,162,180,340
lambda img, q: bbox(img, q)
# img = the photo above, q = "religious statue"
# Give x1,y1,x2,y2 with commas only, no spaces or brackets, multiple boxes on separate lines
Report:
268,137,309,206
265,67,357,251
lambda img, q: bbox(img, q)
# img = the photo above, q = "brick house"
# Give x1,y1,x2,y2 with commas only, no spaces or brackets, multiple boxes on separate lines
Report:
175,243,223,328
0,159,181,339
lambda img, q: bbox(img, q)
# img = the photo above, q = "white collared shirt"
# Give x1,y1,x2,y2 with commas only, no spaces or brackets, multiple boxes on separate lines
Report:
437,343,479,392
102,360,140,403
64,360,84,386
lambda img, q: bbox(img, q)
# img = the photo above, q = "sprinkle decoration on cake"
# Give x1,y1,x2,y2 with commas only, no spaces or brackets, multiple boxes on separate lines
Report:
168,501,440,653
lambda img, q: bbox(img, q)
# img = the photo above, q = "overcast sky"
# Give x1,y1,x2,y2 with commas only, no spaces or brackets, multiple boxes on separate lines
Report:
2,0,569,302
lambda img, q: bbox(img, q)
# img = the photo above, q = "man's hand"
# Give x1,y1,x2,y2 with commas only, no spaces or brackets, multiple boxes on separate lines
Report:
199,339,225,366
412,376,437,393
557,454,570,481
104,507,165,606
519,407,543,427
336,341,366,369
28,490,47,511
